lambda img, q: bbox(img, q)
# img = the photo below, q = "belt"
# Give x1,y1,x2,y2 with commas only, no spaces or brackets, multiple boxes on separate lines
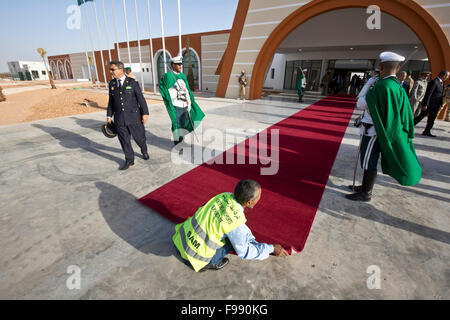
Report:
362,122,373,135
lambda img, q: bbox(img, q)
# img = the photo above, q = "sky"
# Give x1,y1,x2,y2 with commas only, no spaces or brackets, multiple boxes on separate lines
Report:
0,0,238,72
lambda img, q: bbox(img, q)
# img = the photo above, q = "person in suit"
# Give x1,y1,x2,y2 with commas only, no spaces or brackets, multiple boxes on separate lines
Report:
414,70,450,137
107,60,149,170
397,71,410,95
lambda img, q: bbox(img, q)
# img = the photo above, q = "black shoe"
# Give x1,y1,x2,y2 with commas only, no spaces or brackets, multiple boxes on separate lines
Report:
174,137,184,146
142,152,150,160
199,258,229,271
345,170,377,202
345,191,372,202
119,161,134,170
348,185,362,192
422,132,436,137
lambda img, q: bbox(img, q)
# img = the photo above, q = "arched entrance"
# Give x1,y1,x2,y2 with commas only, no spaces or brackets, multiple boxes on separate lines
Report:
155,50,172,82
249,0,450,99
57,60,66,80
50,61,58,80
65,60,73,79
182,48,201,90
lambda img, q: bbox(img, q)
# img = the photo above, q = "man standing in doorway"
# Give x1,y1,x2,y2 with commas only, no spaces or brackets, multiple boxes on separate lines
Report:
405,70,415,97
414,70,450,137
397,71,410,95
238,70,248,100
296,68,307,102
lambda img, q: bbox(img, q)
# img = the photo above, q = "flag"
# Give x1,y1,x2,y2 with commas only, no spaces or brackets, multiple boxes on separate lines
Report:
78,0,93,6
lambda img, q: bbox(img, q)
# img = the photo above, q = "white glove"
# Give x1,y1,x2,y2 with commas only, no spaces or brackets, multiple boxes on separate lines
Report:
366,76,378,87
358,76,378,98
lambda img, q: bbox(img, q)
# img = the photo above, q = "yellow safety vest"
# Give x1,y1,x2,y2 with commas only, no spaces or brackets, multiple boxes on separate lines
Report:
172,193,247,272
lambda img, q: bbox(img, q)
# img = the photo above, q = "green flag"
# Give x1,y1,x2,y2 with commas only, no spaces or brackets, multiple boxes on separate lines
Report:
77,0,93,6
366,76,422,186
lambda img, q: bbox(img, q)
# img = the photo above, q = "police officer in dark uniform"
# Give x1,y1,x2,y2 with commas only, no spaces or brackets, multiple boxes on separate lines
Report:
107,60,149,170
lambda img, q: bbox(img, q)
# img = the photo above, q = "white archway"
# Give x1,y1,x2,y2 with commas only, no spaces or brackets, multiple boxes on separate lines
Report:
182,47,202,90
50,61,58,80
64,60,73,79
154,49,172,82
57,60,66,80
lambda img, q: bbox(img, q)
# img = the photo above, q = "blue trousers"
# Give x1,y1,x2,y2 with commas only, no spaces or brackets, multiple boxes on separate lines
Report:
176,238,234,269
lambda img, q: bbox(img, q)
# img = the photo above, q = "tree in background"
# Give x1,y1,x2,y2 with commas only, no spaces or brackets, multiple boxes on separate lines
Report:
0,86,5,102
37,48,56,89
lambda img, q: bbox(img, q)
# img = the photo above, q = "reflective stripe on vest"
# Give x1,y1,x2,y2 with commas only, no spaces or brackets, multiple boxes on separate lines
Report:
191,215,223,251
179,224,211,263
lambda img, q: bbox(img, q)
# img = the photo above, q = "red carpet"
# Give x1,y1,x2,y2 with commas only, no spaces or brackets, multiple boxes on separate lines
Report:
139,95,356,254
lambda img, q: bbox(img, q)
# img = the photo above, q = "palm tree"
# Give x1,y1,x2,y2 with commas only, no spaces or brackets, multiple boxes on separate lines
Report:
0,86,5,102
37,48,56,89
88,56,97,86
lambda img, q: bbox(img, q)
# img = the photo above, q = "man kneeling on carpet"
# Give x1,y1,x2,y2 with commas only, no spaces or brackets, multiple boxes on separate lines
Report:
173,179,289,272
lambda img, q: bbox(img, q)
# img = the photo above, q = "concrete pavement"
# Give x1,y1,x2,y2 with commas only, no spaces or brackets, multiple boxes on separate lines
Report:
0,93,449,299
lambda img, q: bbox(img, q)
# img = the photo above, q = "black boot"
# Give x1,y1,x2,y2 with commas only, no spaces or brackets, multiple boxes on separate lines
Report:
174,136,184,146
345,170,377,202
348,185,362,192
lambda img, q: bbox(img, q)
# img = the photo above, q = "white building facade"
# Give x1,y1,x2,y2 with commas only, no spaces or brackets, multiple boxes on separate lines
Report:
7,61,50,81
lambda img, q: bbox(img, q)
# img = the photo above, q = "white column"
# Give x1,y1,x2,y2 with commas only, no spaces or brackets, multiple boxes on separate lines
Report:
80,4,93,86
147,0,157,94
134,0,145,91
111,0,121,61
177,0,182,56
92,1,108,87
159,0,167,73
83,3,100,86
101,0,113,62
122,0,132,66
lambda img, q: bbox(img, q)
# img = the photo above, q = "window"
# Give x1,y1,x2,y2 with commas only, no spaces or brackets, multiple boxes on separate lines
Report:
142,68,145,72
42,70,46,75
271,68,275,79
146,68,149,72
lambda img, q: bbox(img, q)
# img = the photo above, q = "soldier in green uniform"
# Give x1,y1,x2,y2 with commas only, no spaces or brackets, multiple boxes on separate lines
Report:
159,56,205,145
346,52,422,201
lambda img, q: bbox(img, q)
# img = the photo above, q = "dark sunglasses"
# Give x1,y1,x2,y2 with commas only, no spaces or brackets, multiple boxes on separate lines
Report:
110,68,119,71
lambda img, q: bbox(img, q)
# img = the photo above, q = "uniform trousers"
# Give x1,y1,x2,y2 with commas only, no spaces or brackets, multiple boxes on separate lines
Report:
360,135,381,171
115,122,147,162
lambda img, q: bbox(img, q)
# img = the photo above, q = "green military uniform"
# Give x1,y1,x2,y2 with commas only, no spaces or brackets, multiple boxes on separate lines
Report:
159,57,204,142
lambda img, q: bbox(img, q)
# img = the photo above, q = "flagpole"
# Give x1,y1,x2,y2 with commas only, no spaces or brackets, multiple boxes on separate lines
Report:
92,0,108,87
111,0,121,61
147,0,157,94
83,3,100,88
101,0,112,63
134,0,145,91
122,0,132,67
177,0,182,56
159,0,167,73
79,4,93,87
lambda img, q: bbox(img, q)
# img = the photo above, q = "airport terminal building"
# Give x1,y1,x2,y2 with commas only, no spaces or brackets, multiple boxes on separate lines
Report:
48,0,449,98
